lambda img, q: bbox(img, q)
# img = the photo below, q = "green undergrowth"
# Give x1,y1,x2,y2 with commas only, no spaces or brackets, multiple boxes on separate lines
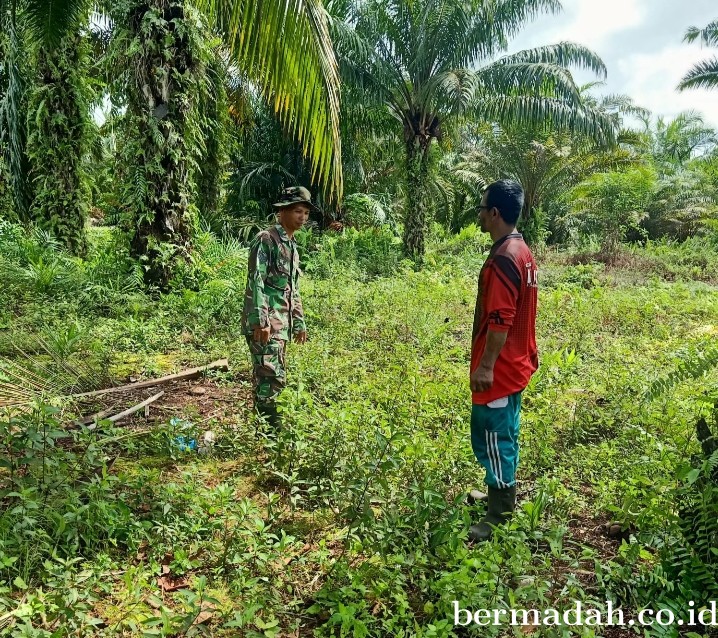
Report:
1,224,717,636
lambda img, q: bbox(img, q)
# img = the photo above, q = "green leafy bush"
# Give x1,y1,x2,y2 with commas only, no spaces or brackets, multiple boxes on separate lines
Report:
435,223,492,257
302,227,404,280
568,167,657,258
342,193,392,229
0,406,139,584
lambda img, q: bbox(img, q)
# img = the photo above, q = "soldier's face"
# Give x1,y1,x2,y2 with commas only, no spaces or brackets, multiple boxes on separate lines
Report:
279,204,310,232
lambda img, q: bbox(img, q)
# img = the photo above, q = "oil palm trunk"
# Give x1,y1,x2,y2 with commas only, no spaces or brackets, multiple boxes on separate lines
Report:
403,136,432,261
116,0,205,288
27,33,90,256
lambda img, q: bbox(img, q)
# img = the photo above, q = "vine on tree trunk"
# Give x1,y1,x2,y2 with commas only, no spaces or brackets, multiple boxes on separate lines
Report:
26,33,92,256
107,0,211,289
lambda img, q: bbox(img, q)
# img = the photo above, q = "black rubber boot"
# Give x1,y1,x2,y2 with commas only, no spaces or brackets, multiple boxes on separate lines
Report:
468,485,516,542
256,403,280,430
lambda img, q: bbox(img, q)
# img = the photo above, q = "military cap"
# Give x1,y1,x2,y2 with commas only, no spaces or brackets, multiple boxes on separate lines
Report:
272,186,320,213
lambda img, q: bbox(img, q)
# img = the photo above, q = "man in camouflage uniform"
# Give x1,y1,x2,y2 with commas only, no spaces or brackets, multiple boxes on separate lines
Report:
241,187,317,427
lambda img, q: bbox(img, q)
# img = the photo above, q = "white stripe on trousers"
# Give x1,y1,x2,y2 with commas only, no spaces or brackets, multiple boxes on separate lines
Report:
485,430,506,488
493,432,506,488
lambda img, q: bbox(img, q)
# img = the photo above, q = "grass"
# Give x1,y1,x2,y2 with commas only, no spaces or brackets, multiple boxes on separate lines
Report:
0,224,717,636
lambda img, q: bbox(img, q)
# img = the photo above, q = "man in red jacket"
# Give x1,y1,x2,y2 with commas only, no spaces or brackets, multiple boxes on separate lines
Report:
468,180,538,542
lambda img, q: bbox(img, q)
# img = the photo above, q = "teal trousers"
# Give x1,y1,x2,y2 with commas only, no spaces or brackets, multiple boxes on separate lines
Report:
470,392,522,489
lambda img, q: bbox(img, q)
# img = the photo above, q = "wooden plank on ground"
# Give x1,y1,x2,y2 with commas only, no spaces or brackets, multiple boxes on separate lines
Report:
78,391,165,430
69,359,229,399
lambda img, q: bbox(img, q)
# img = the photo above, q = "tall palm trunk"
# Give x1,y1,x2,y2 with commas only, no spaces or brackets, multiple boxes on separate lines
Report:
3,14,32,221
117,0,205,288
197,55,228,221
519,193,535,244
27,33,90,256
403,134,432,262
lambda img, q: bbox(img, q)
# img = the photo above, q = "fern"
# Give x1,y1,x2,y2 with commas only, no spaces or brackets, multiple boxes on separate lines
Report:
644,341,718,401
707,449,718,477
657,415,718,611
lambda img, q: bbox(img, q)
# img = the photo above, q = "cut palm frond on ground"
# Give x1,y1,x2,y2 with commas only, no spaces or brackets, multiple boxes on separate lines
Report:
0,336,113,408
76,391,165,430
0,334,228,409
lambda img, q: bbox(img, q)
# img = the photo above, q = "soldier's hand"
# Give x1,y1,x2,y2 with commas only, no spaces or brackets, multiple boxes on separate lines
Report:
295,331,308,344
253,325,271,344
470,365,493,393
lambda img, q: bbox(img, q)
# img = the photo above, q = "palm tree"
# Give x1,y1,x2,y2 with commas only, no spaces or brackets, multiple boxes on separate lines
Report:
471,126,626,241
639,111,718,168
646,170,718,240
635,111,718,240
1,0,343,262
678,19,718,92
0,0,93,221
466,91,646,243
430,147,487,233
332,0,616,260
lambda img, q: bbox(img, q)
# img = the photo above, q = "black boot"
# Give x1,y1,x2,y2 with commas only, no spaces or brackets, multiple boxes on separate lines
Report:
256,403,280,430
468,485,516,542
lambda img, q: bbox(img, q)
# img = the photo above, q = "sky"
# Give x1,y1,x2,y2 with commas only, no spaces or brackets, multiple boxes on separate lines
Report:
506,0,718,128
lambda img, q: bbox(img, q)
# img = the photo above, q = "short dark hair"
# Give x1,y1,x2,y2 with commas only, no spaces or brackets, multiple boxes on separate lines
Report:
484,180,524,225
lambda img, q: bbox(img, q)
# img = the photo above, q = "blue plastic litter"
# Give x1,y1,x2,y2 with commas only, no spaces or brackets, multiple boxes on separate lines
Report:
174,435,197,451
170,417,197,452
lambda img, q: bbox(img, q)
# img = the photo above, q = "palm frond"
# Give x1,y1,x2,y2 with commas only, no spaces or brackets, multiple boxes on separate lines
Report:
644,341,718,401
597,93,650,119
476,62,581,103
474,95,616,146
87,10,113,59
197,0,343,198
474,0,562,55
496,42,607,79
0,331,112,408
683,20,718,46
429,69,477,113
647,111,718,163
238,161,298,200
678,57,718,91
17,0,90,46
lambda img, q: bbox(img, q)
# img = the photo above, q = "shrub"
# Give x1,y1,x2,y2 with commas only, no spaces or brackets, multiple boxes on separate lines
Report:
435,223,491,257
568,167,657,259
302,227,404,280
342,193,393,230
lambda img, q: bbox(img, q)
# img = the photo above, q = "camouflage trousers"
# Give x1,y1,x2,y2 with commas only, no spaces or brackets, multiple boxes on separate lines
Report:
246,336,286,423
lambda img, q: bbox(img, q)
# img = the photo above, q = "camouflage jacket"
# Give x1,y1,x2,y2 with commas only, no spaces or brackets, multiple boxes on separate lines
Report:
241,224,306,341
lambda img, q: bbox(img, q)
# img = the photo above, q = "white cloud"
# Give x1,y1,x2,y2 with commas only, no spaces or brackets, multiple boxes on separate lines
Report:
507,0,718,130
510,0,645,51
618,46,718,127
555,0,645,48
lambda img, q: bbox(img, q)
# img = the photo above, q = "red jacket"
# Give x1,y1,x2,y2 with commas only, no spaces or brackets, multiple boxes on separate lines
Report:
471,233,538,405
